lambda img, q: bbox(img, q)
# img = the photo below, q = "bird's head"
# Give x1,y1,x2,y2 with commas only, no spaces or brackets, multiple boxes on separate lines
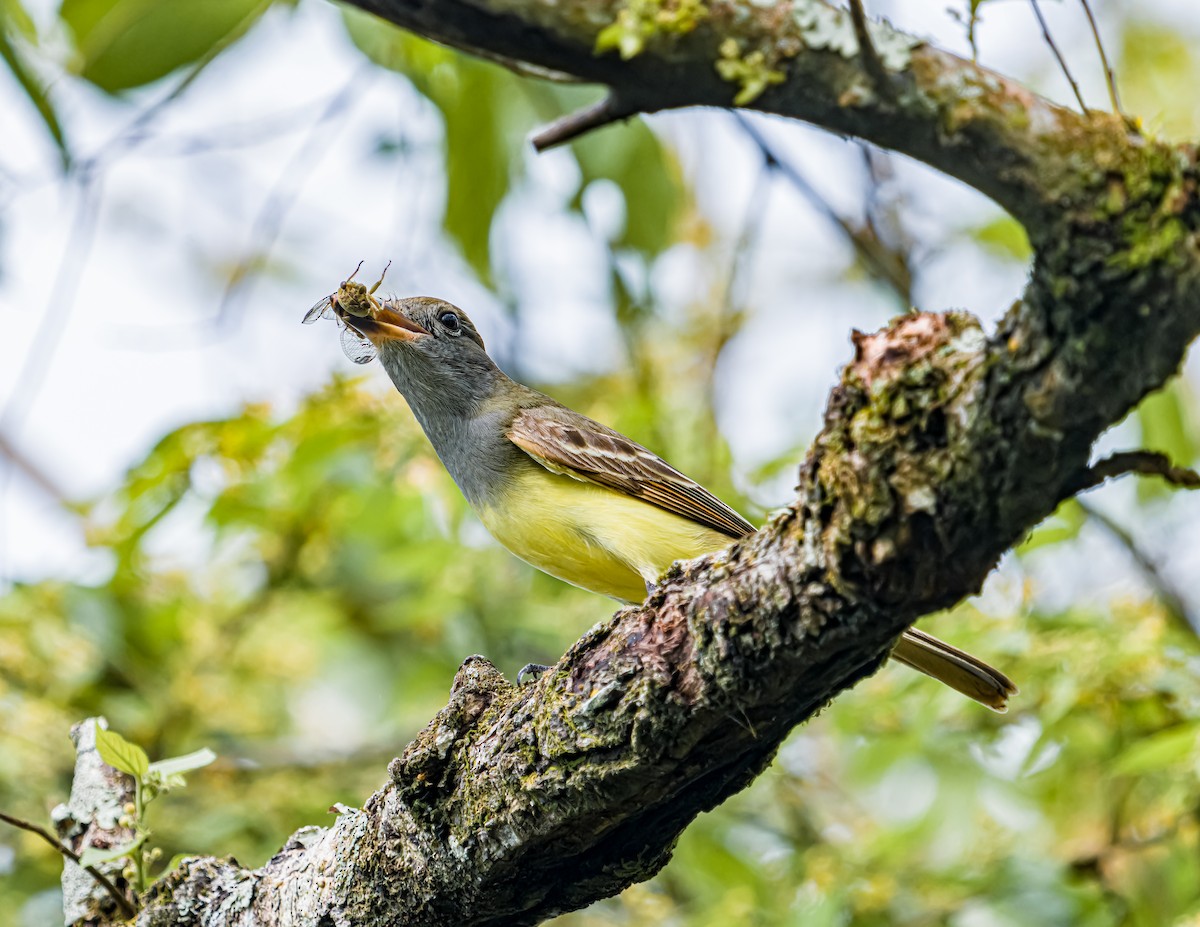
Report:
338,294,486,353
336,294,500,411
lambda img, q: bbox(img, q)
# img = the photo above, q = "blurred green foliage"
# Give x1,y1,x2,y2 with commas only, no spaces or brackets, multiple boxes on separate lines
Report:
342,9,683,284
59,0,270,92
969,215,1032,263
5,374,1200,925
4,2,1200,926
1119,23,1200,140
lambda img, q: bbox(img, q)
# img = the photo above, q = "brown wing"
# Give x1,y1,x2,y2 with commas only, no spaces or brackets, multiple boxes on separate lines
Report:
507,405,755,540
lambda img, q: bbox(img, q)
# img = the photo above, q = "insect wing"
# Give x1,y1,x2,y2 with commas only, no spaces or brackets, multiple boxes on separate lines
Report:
340,323,377,365
303,295,336,324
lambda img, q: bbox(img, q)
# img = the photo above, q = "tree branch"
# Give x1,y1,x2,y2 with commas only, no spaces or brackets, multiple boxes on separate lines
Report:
1068,449,1200,496
530,93,634,150
346,0,1141,228
64,1,1200,925
0,809,135,920
56,719,140,925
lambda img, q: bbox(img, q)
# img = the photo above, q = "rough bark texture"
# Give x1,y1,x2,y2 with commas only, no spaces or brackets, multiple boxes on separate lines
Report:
57,719,139,926
65,1,1200,926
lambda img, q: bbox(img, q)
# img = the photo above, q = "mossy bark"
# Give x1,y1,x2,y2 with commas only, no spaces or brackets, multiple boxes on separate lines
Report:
62,2,1200,926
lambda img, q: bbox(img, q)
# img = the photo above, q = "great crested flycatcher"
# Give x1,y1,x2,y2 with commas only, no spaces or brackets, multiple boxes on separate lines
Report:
305,278,1016,711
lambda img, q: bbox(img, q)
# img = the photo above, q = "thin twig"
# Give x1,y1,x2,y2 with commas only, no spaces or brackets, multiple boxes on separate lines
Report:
1069,449,1200,496
0,172,101,582
966,4,982,61
1077,501,1198,640
109,66,373,353
0,809,137,918
213,66,373,333
80,0,273,173
735,114,911,304
859,146,915,306
847,0,893,99
1078,0,1123,117
721,162,771,321
0,172,103,435
699,159,772,464
0,430,69,504
530,94,634,152
1029,0,1090,114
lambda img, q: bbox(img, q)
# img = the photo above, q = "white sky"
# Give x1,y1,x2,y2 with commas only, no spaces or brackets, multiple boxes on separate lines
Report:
2,0,1200,620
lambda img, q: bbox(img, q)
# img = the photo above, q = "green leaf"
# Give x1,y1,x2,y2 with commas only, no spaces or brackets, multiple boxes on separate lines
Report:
95,724,149,779
2,0,38,39
0,23,70,167
78,833,146,868
343,10,684,282
1018,498,1085,553
1119,24,1200,140
161,853,194,877
1138,382,1196,462
147,747,217,778
60,0,267,93
343,11,526,283
1136,382,1197,501
1113,723,1200,776
560,88,683,257
970,215,1032,262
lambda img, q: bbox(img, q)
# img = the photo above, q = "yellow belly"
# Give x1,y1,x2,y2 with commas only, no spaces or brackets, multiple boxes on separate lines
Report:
477,467,735,603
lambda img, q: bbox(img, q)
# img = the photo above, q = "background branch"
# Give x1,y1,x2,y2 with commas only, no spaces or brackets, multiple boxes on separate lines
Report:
1029,0,1090,113
1077,500,1198,638
0,809,134,919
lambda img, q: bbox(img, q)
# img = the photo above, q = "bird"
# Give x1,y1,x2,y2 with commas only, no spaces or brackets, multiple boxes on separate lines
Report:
306,277,1017,711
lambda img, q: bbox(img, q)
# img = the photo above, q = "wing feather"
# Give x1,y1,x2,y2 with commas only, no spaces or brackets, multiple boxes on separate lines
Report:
507,406,755,540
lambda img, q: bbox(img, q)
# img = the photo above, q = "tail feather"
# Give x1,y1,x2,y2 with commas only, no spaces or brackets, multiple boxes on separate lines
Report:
891,628,1018,712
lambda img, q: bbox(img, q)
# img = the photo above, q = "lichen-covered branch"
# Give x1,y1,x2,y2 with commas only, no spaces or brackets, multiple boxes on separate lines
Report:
127,252,1200,927
345,0,1136,229
57,720,139,926
59,2,1200,926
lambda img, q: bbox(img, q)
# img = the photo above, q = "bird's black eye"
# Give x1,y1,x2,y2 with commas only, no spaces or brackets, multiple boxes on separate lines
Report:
439,311,461,334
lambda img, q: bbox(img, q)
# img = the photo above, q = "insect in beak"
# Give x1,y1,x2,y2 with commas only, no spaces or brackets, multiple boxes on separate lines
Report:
303,261,426,361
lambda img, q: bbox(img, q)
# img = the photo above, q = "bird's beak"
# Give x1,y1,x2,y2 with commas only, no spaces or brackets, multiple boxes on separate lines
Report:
340,304,429,344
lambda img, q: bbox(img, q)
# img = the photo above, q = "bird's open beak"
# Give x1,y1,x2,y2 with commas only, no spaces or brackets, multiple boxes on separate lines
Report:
339,304,429,344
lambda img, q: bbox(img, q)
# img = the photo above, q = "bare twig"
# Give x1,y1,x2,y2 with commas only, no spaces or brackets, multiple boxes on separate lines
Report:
735,114,911,304
530,94,634,151
847,0,893,99
0,172,103,436
946,2,983,61
107,66,372,353
81,0,273,173
0,173,101,580
0,430,69,504
966,4,982,61
1077,501,1198,639
698,159,771,462
859,146,915,305
1069,450,1200,496
212,66,372,333
0,809,137,919
720,163,771,323
1078,0,1123,117
1029,0,1090,114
